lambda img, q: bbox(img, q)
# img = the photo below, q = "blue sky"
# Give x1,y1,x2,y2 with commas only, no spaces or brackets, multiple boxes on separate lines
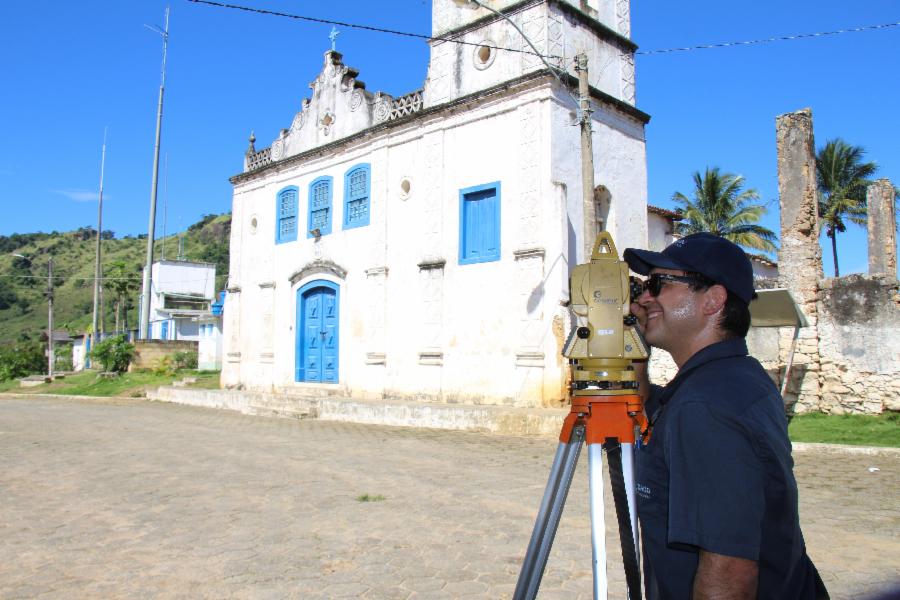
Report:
2,0,897,276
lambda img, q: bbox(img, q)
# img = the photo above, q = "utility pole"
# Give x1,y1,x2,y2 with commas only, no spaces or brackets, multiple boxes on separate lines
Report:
140,6,170,340
575,53,598,261
92,128,107,351
47,258,54,378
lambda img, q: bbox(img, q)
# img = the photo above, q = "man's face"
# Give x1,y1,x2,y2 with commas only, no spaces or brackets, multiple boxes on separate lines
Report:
636,268,705,352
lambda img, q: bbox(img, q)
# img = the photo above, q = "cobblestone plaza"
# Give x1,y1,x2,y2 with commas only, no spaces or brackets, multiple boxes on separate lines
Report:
1,396,897,599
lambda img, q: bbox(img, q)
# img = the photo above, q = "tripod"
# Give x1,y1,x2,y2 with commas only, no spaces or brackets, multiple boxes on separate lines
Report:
513,231,648,599
513,386,645,600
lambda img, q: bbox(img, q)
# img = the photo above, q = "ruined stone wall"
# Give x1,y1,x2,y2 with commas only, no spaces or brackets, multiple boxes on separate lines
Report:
867,180,897,279
775,109,822,412
816,275,900,413
648,112,899,415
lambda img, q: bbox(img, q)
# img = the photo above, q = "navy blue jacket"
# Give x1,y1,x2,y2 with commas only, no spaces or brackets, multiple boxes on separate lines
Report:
636,338,824,599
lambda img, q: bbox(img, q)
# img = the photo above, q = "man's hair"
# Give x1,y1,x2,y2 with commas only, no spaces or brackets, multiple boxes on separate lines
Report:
687,273,755,339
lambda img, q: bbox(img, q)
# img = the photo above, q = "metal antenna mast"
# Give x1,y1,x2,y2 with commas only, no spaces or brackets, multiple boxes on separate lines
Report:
140,6,170,339
91,127,108,353
162,152,169,260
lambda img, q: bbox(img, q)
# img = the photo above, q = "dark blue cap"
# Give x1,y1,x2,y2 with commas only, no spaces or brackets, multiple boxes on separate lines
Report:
623,233,755,304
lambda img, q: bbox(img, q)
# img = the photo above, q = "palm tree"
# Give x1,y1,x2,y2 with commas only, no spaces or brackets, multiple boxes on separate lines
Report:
103,261,140,333
815,139,878,277
672,167,777,252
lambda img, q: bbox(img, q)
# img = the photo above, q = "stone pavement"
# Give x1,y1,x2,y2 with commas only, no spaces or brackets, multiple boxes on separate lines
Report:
0,396,897,600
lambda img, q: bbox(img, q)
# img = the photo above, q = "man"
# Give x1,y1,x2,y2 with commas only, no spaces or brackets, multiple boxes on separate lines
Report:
623,233,827,600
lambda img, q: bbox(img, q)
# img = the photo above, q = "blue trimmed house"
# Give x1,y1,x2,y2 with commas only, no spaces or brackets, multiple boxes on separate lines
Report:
222,0,651,407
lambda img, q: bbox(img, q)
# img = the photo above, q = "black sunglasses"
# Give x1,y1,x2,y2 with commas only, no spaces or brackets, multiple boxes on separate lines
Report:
642,273,706,297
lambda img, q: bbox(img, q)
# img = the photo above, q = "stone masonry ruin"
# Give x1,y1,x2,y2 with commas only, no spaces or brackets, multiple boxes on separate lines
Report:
650,109,899,415
775,109,898,414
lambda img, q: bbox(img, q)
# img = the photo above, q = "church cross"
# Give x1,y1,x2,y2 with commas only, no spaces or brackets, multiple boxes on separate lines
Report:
329,26,340,51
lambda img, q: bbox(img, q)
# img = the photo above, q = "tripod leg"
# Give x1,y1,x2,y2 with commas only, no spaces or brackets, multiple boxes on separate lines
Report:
621,442,640,568
606,441,643,600
588,442,608,600
513,424,585,600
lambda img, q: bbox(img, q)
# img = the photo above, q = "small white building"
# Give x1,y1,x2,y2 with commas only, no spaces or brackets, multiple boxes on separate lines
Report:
197,292,225,371
223,0,651,407
141,260,217,342
646,204,682,251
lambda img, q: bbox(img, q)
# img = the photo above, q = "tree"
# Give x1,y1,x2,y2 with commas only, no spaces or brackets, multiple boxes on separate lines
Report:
0,341,45,380
815,139,878,277
104,261,141,333
672,167,777,252
90,335,134,373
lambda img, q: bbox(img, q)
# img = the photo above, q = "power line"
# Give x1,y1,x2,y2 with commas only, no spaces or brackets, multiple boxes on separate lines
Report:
186,0,558,59
0,274,218,284
636,21,900,55
187,0,899,58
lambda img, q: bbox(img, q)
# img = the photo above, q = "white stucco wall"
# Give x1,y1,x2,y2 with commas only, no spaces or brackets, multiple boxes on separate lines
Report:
426,2,637,108
647,212,675,252
222,0,647,407
224,80,646,406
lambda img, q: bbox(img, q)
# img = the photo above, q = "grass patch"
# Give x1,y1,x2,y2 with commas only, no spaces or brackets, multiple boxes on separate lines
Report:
788,412,900,447
356,493,386,503
0,379,21,393
0,370,220,398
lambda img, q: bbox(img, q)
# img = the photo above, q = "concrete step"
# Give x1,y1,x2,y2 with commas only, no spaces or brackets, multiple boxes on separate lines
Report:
147,386,566,436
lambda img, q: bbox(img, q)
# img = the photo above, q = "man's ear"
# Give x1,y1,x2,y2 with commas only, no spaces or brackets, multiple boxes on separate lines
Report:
702,284,728,316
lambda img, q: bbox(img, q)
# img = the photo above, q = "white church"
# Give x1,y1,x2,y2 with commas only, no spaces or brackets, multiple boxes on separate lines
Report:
221,0,656,407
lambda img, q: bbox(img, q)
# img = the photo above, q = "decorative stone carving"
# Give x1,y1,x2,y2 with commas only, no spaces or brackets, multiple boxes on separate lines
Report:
616,0,631,38
621,52,636,104
521,12,544,72
373,93,392,123
389,90,423,120
320,111,335,136
291,111,306,132
350,89,364,111
270,139,284,161
288,258,348,285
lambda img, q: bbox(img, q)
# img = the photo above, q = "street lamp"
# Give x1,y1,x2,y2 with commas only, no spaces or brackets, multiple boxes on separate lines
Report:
11,253,54,378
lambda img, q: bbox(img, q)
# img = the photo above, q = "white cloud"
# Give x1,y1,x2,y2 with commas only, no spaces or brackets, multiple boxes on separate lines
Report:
52,189,107,203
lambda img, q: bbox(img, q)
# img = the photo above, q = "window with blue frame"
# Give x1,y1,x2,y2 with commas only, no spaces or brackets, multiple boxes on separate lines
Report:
459,182,501,265
308,176,333,237
343,163,371,230
276,186,299,243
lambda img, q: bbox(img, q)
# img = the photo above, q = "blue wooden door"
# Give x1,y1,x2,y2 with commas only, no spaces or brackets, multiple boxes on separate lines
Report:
297,284,339,383
160,320,169,340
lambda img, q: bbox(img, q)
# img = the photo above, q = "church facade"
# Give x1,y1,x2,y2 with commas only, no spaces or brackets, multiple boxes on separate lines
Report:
222,0,650,407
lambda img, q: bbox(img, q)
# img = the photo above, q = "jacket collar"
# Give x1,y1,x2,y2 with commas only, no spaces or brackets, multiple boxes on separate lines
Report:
678,337,748,375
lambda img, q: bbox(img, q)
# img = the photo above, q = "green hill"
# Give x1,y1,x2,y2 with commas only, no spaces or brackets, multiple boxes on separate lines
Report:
0,213,231,344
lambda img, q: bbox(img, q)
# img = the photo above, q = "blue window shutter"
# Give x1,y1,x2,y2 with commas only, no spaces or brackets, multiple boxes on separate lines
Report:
308,176,333,238
275,186,298,244
343,163,371,230
459,182,501,264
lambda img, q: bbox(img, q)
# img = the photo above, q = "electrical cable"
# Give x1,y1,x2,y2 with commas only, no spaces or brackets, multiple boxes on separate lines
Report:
636,21,900,55
186,0,559,59
186,0,900,58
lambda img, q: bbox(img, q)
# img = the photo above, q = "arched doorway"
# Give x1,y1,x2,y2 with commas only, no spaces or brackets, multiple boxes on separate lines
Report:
295,280,339,383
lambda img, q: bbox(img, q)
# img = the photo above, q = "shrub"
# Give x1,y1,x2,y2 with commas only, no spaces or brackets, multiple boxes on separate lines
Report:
172,350,198,370
0,341,45,381
153,355,176,376
90,335,135,373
